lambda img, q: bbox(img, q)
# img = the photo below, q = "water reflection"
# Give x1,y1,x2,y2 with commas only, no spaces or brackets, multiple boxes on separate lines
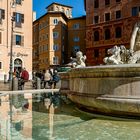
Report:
1,93,140,140
0,93,32,140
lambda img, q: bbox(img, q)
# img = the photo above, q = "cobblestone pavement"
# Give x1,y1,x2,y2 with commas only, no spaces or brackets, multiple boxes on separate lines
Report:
0,81,33,91
0,80,61,91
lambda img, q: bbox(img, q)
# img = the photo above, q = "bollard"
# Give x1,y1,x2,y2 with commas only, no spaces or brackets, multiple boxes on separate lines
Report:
37,77,41,89
4,74,7,84
12,77,18,91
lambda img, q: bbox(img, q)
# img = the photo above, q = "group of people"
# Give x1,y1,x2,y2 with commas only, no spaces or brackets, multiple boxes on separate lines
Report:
33,68,60,89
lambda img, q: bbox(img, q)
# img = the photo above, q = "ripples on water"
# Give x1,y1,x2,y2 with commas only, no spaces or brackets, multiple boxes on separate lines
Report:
0,93,140,140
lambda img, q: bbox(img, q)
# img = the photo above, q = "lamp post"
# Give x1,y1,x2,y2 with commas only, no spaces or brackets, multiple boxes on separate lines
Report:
8,0,16,90
9,16,14,82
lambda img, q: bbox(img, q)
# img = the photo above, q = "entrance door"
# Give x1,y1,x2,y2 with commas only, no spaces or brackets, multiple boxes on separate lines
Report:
14,58,22,74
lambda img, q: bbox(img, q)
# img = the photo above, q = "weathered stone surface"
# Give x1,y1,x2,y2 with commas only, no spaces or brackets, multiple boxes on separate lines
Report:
60,64,140,116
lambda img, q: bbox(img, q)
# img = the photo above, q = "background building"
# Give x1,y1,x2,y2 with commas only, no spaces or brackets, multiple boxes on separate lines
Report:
67,16,86,61
33,3,86,72
0,0,32,80
84,0,140,65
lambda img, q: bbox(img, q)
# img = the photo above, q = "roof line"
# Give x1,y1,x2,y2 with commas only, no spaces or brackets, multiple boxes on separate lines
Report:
46,2,73,9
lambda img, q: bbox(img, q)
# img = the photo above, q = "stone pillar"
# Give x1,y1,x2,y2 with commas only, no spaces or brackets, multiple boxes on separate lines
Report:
4,74,7,84
37,77,41,89
12,77,18,91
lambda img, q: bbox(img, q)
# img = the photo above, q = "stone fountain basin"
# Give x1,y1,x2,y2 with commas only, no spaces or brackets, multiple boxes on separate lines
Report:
60,64,140,117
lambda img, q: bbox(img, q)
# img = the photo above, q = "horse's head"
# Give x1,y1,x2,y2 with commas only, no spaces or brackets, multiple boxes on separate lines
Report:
107,45,119,55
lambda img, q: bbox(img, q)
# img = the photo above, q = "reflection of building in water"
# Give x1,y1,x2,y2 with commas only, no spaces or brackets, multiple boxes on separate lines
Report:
0,93,32,139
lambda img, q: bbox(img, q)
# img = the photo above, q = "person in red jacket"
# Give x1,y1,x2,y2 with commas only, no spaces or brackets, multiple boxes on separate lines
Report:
20,68,29,90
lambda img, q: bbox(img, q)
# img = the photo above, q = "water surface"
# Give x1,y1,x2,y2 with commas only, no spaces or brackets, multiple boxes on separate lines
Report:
0,93,140,140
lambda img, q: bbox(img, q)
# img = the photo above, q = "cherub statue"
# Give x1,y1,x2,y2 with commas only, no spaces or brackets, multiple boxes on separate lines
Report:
70,51,86,68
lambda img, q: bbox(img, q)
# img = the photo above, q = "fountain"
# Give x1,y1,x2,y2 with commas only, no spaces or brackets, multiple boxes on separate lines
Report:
60,22,140,117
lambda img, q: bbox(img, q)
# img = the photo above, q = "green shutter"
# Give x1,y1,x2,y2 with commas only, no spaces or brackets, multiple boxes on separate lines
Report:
21,14,24,23
21,36,24,46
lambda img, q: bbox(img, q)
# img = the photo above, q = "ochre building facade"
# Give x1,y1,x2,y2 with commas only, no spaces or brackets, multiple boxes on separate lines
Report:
67,16,86,60
85,0,140,65
33,3,86,71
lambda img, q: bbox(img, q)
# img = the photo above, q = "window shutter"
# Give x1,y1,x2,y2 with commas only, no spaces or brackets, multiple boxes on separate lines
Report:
21,14,24,23
21,36,24,46
2,9,5,19
0,32,1,44
13,12,16,21
13,34,16,45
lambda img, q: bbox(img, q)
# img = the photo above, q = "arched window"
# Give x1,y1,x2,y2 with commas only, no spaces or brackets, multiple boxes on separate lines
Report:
105,28,110,40
94,0,99,8
94,31,99,41
115,27,122,38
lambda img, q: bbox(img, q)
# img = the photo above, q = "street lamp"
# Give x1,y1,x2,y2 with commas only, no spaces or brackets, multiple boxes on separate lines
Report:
9,16,14,82
8,0,16,90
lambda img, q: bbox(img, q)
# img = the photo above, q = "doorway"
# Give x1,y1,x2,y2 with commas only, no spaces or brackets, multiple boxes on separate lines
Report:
14,58,22,76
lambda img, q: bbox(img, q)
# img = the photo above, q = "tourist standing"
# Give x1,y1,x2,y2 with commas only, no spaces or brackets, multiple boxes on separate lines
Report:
52,70,60,89
20,68,29,90
44,70,52,89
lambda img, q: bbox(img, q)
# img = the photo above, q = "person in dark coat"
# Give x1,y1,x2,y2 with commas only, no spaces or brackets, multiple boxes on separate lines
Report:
52,70,60,89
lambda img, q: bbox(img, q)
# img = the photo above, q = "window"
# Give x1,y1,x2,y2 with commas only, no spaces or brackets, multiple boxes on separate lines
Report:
53,44,59,51
53,56,59,64
51,7,54,11
94,49,99,58
116,10,121,19
53,32,59,38
66,9,69,16
53,19,58,25
73,23,79,29
15,35,24,46
16,0,22,5
56,6,59,11
62,8,65,12
16,35,21,45
94,0,99,8
73,36,79,42
45,44,48,51
115,27,122,38
105,29,110,40
73,46,80,53
132,7,138,16
94,16,99,24
116,0,121,2
0,62,2,69
94,31,99,41
0,9,5,23
46,34,48,39
13,12,24,27
105,13,110,21
105,0,110,6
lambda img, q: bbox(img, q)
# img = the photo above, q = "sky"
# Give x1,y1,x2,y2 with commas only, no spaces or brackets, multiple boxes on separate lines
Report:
33,0,86,19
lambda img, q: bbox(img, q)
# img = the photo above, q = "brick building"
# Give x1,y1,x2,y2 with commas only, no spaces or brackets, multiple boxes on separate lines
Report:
84,0,140,65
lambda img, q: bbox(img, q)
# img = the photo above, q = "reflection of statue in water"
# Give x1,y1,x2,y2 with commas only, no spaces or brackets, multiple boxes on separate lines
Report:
70,51,86,68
